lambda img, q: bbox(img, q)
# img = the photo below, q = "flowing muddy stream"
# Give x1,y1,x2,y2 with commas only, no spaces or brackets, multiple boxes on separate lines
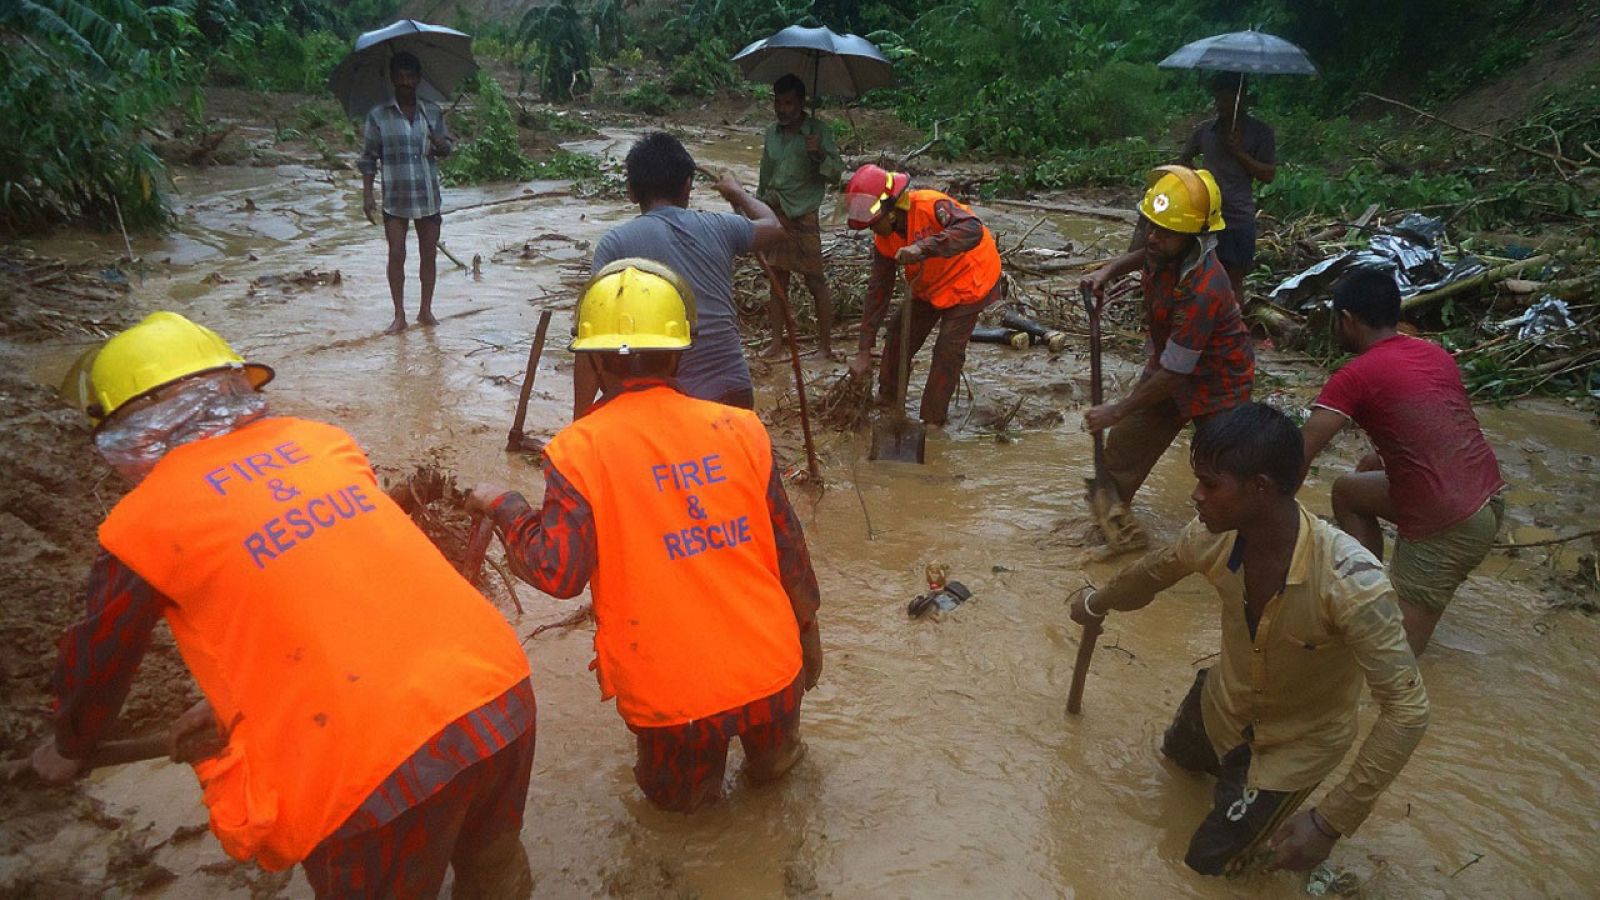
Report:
5,132,1599,899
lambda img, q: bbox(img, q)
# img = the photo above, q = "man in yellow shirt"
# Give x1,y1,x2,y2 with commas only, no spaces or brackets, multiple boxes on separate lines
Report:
1071,403,1428,876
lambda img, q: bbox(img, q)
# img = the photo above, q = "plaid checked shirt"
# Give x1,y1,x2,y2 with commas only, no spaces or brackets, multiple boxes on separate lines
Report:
357,98,454,219
1143,245,1255,419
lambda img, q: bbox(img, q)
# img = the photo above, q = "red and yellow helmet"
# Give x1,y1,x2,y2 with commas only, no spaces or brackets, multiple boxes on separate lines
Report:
844,163,909,230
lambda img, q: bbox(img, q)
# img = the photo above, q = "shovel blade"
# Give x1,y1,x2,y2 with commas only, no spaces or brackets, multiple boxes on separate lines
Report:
1084,476,1147,555
870,416,927,463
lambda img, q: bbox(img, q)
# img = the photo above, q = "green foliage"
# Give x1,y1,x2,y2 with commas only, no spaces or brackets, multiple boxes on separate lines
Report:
0,0,185,232
516,0,592,101
1016,137,1169,191
1258,162,1474,220
440,75,535,184
211,22,345,93
666,38,740,97
622,83,675,115
519,106,592,137
648,0,810,63
591,0,628,61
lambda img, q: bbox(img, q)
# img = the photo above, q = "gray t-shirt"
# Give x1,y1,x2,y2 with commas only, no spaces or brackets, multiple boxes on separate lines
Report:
591,206,756,402
1181,114,1276,226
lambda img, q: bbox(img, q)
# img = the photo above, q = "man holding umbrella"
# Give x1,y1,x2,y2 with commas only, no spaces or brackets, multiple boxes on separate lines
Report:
332,22,477,335
757,73,844,360
1179,73,1276,296
1158,30,1315,297
357,51,455,335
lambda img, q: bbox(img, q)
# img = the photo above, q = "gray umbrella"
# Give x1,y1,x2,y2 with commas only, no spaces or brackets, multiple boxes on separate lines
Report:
1157,29,1318,76
327,19,478,119
732,25,893,99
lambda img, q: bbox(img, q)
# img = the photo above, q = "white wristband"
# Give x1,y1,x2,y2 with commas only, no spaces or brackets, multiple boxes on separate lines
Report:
1083,592,1107,618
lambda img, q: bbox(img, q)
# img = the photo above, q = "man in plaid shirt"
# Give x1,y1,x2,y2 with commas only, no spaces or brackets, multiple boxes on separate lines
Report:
358,52,455,335
1083,166,1254,518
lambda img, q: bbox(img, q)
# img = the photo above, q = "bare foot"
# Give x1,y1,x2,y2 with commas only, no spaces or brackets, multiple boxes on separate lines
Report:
760,342,788,360
384,317,407,335
418,310,439,327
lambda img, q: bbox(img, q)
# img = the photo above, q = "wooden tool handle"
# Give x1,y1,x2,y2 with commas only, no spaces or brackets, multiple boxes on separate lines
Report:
1066,615,1103,716
1,733,171,782
460,515,495,587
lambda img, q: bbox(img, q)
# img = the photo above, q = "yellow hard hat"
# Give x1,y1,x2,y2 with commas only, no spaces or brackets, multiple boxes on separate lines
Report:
64,311,274,426
1139,165,1226,235
571,258,696,354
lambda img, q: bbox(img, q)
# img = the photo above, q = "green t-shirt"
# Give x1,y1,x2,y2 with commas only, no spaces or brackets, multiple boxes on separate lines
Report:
757,115,844,219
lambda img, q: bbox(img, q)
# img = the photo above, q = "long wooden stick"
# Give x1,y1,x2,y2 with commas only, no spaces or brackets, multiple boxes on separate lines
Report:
507,309,554,450
756,253,822,481
436,241,468,270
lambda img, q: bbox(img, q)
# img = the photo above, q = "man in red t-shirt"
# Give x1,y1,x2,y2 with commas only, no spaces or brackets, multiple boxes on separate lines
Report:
1301,267,1505,654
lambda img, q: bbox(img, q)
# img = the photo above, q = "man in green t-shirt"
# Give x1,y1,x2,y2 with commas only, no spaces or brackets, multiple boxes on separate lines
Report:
757,74,844,360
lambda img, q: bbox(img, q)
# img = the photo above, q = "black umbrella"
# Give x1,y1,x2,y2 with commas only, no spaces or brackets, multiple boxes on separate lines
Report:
1159,29,1316,123
327,19,478,119
1157,29,1318,76
732,25,893,100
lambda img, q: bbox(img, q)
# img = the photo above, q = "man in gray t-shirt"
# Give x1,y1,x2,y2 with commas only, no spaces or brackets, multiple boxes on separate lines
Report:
1180,74,1277,296
578,132,785,418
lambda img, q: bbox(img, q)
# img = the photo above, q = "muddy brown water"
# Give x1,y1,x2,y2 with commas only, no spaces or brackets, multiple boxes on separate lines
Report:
4,133,1598,898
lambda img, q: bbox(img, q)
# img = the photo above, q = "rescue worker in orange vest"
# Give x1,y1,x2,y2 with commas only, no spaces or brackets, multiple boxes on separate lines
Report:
843,164,1003,426
468,258,823,813
31,312,536,899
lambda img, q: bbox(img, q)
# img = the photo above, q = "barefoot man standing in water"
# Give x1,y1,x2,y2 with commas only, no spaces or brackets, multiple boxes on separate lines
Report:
357,51,455,335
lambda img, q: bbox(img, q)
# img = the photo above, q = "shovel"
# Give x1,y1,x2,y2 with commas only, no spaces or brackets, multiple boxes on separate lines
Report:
1081,284,1146,555
868,283,927,463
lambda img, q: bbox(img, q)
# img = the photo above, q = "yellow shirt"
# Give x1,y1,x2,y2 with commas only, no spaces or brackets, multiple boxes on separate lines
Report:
1095,504,1428,835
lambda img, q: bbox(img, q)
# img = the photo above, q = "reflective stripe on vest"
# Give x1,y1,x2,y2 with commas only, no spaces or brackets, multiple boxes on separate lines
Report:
543,386,801,727
99,417,529,870
873,189,1002,308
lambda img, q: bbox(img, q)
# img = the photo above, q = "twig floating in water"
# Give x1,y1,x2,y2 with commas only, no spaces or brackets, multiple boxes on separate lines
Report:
1493,528,1600,550
1449,852,1485,878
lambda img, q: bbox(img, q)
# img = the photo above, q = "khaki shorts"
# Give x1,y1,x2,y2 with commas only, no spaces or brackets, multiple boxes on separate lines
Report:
1391,494,1505,614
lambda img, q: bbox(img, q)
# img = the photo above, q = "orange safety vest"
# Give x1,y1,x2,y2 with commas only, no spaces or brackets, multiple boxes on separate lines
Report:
99,417,529,870
542,385,802,728
873,189,1002,308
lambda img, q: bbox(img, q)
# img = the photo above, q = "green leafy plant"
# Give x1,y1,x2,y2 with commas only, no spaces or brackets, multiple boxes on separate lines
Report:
621,82,674,115
440,75,535,184
0,0,183,231
516,0,592,101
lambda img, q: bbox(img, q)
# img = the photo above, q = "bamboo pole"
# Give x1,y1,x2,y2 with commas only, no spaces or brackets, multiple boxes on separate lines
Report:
1401,254,1551,315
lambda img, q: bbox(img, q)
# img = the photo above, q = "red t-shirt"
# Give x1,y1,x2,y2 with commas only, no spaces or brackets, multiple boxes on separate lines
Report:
1314,334,1504,540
